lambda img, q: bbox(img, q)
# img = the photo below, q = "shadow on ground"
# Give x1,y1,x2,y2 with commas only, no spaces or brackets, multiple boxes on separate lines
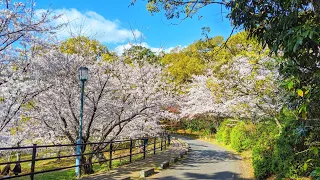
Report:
151,135,251,180
81,140,185,180
153,171,252,180
81,153,170,180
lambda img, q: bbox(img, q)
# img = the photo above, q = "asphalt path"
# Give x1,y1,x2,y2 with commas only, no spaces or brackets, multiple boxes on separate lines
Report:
151,136,251,180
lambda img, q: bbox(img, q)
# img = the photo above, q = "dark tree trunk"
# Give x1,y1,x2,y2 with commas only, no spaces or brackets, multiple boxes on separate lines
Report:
95,152,107,165
82,155,94,174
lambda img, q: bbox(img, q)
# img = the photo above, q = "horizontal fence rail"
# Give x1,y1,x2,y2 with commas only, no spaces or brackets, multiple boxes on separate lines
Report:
0,135,171,180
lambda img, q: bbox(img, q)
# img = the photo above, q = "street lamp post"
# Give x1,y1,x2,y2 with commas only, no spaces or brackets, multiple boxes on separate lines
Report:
76,67,88,177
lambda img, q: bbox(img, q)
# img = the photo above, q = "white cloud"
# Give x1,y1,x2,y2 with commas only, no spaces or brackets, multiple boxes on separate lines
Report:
114,42,185,55
42,8,142,43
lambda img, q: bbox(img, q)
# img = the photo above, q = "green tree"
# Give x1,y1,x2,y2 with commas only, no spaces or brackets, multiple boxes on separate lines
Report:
227,0,320,119
123,45,161,65
160,36,224,84
60,36,115,61
161,47,206,84
137,0,320,119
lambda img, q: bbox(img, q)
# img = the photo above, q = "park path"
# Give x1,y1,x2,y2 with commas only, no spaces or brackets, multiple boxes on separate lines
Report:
150,136,252,180
82,136,253,180
81,139,187,180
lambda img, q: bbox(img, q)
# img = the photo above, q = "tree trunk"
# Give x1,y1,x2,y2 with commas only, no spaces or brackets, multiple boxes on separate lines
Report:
95,152,107,165
82,155,94,174
56,148,61,162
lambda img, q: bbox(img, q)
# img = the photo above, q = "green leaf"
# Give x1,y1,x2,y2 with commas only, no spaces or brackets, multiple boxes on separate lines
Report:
313,147,319,155
303,162,308,171
288,81,294,90
293,37,303,52
304,89,309,95
299,104,307,113
310,168,320,177
297,89,304,97
308,31,314,39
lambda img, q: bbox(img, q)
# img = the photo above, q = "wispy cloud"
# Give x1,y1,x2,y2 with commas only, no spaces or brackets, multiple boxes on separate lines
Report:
114,42,184,55
40,8,142,43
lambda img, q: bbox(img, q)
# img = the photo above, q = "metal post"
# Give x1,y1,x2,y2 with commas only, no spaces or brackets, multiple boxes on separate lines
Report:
129,139,133,163
30,144,37,180
109,142,113,169
143,139,146,159
153,137,156,155
76,80,85,177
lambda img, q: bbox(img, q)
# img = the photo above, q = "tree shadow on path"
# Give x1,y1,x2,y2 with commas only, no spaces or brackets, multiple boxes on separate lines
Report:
154,171,253,180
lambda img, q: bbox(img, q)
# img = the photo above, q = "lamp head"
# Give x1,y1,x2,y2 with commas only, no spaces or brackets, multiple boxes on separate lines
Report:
79,67,88,81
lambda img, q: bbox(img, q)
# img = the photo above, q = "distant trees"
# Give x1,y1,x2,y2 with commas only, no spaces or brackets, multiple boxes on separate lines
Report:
160,36,224,85
123,45,161,65
60,36,116,61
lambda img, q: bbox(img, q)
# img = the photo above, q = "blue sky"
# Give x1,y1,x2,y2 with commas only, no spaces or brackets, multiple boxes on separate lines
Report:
37,1,234,53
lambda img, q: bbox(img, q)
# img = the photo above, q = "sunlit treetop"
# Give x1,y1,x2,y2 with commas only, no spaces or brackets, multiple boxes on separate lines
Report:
123,45,161,65
60,36,116,61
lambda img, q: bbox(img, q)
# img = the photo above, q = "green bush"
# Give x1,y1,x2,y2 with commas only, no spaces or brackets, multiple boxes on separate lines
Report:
251,114,320,180
270,118,320,179
180,110,319,180
177,116,218,136
216,119,234,145
216,119,227,142
252,122,278,179
222,127,232,145
230,121,255,152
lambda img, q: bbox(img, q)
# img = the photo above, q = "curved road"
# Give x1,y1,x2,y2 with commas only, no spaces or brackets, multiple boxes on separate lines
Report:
151,136,250,180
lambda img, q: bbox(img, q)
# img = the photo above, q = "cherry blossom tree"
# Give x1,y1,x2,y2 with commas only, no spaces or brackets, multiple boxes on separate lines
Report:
179,55,282,128
0,0,59,138
28,48,176,172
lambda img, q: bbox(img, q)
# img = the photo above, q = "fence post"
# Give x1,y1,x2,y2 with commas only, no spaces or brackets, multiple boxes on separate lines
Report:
143,139,146,159
160,136,163,151
109,142,113,169
164,136,167,149
129,139,133,163
153,137,156,155
30,144,37,180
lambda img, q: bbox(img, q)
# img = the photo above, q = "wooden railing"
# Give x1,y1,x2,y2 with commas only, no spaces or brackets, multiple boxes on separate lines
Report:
0,135,171,179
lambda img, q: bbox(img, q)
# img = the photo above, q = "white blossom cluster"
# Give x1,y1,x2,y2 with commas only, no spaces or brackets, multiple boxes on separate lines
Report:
179,56,283,121
0,0,61,147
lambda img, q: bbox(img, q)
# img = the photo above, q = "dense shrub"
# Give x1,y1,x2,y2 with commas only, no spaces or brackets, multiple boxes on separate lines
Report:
177,111,319,179
216,119,234,145
179,117,217,135
252,121,279,179
272,118,319,179
230,121,255,152
222,127,232,145
251,116,320,179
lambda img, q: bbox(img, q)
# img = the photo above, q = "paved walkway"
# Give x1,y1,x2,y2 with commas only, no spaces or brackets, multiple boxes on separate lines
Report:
81,139,187,180
150,136,252,180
